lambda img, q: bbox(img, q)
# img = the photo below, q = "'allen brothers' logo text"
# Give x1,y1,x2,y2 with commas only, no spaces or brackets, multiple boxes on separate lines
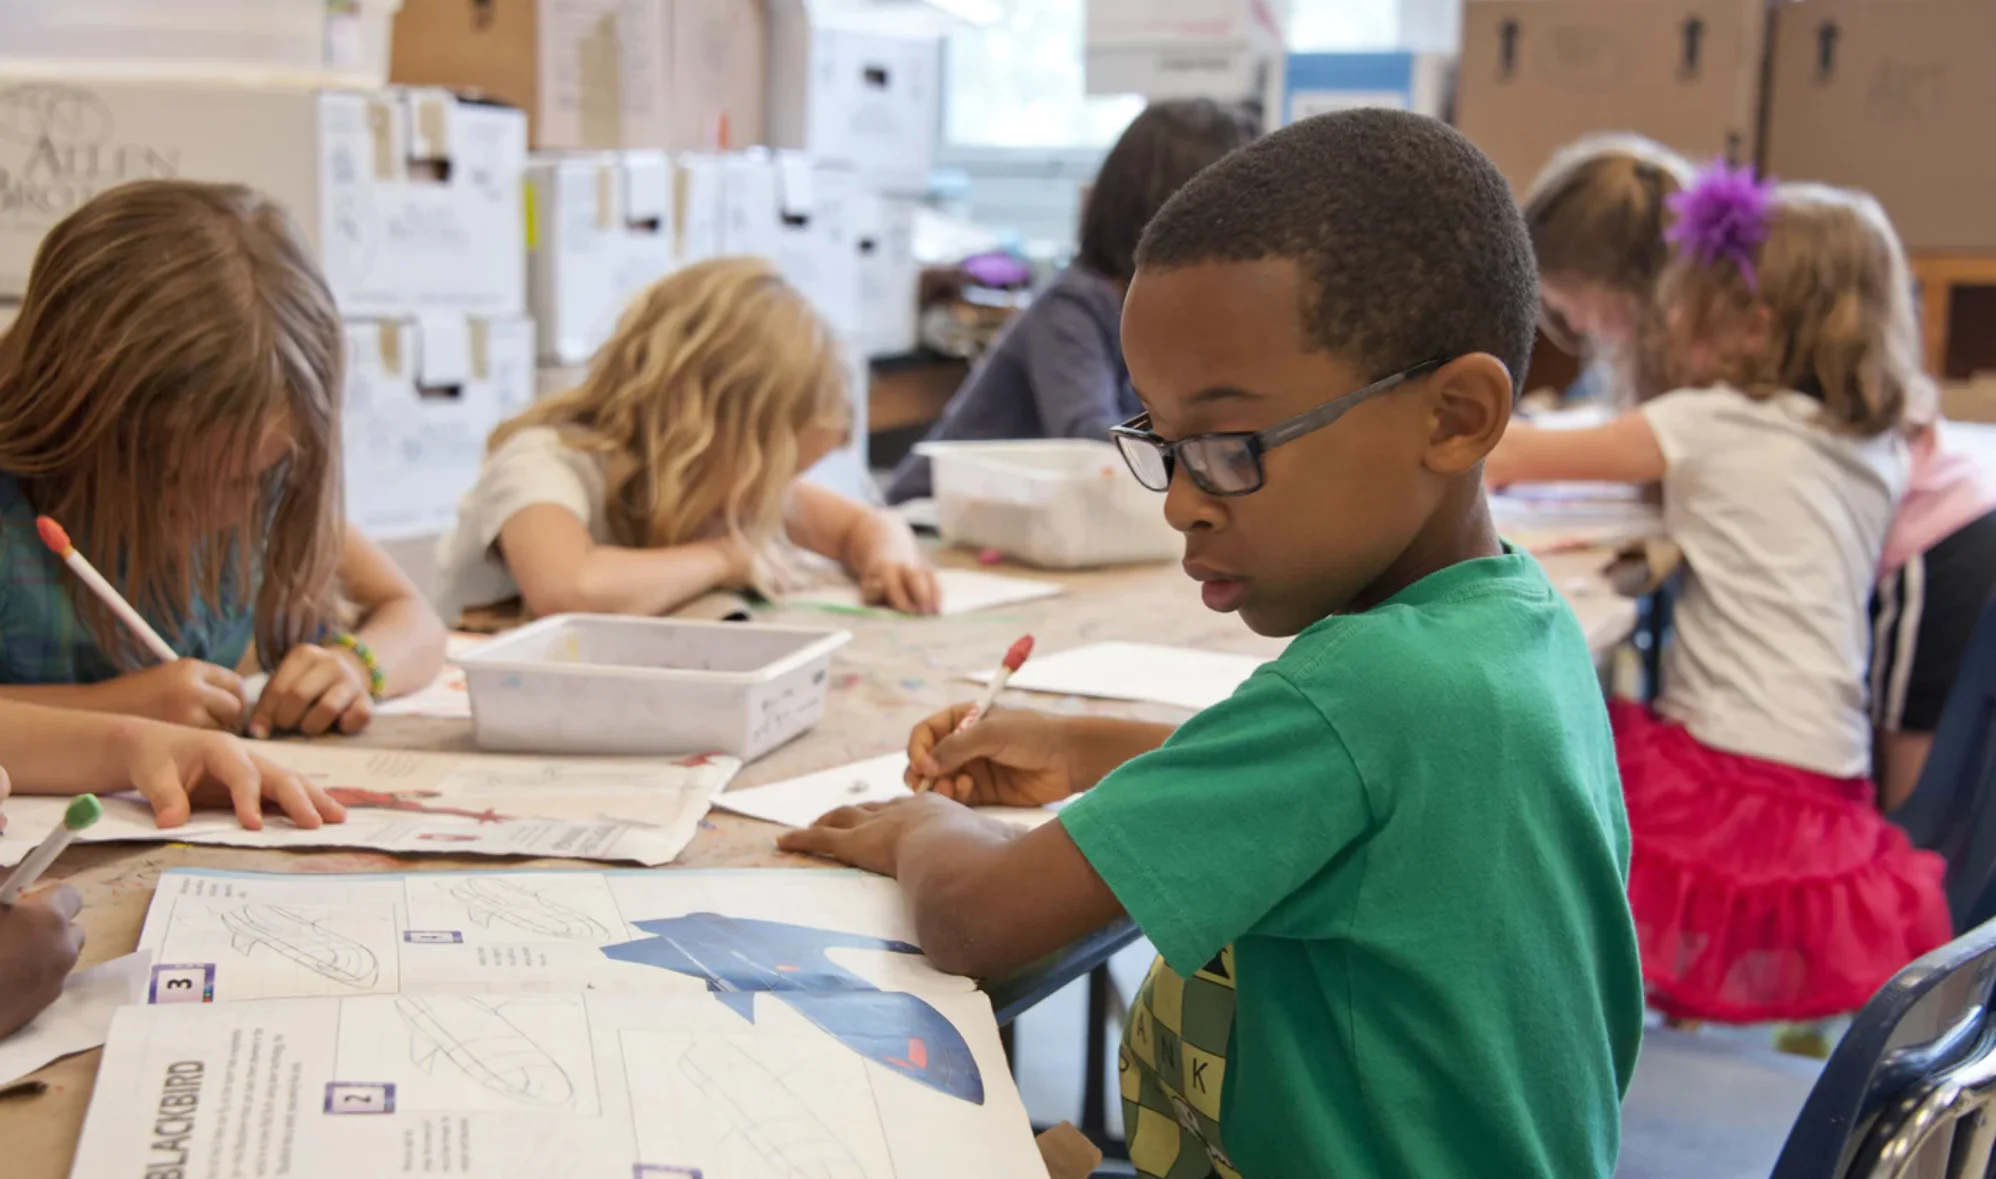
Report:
0,84,179,217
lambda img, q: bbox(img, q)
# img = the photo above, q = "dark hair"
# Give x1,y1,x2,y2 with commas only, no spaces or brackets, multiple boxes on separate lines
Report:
1136,109,1539,393
1076,99,1259,284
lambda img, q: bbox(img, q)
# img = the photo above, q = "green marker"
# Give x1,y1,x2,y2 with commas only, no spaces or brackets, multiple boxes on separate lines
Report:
0,794,103,905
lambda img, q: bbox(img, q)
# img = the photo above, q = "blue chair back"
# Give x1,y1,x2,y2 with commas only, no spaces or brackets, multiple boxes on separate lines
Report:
1892,592,1996,930
1770,918,1996,1178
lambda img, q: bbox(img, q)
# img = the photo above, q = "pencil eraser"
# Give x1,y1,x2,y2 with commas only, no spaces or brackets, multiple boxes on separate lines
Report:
1002,635,1034,673
63,794,102,831
34,516,71,556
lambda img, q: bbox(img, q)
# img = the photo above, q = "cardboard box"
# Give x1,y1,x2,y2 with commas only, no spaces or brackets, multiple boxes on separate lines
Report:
528,151,678,365
854,192,920,357
392,0,765,151
713,149,863,340
1282,51,1453,123
343,315,534,540
0,0,402,87
0,78,526,315
719,150,785,260
662,0,770,150
768,2,940,193
1942,377,1996,425
1765,0,1996,252
1084,0,1284,103
1455,0,1768,195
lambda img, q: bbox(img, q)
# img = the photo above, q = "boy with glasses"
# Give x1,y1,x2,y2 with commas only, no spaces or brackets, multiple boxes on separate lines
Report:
781,110,1642,1178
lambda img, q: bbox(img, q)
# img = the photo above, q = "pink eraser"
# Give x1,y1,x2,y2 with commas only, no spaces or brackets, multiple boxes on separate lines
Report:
1002,635,1035,674
34,516,71,556
977,548,1004,566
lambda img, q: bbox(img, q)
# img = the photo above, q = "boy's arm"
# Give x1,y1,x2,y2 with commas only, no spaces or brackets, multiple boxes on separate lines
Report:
789,670,1364,981
781,796,1126,979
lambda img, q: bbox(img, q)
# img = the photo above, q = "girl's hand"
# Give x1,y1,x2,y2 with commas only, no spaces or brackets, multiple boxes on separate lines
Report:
112,719,345,831
93,661,246,730
1483,421,1536,491
906,705,1077,806
0,884,84,1038
248,645,373,739
859,558,941,615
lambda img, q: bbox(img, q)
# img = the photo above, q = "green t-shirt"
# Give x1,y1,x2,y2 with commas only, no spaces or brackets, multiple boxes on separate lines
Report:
1060,549,1642,1179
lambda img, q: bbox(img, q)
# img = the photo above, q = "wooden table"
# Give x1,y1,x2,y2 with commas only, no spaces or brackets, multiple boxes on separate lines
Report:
1,548,1635,1177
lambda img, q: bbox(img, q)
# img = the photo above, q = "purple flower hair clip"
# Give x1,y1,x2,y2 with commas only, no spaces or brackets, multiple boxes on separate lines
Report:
1666,160,1775,291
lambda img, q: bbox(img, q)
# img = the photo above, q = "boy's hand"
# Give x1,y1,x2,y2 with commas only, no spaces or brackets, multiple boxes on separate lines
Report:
907,705,1077,806
94,661,246,731
112,721,346,832
776,794,969,876
859,558,941,615
248,644,373,739
0,885,84,1038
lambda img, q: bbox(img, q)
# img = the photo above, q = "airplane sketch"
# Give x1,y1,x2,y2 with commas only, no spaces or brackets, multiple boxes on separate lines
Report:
679,1038,871,1179
221,905,381,988
395,996,576,1107
325,787,508,824
448,877,615,942
601,914,983,1104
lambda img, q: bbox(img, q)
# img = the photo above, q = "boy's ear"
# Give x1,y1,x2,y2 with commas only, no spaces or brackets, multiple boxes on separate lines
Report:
1422,353,1514,476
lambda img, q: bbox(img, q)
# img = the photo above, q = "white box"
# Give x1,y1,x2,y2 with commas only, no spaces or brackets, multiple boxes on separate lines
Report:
0,0,402,87
774,156,862,341
343,315,534,540
917,439,1182,569
0,78,525,315
719,150,784,259
674,153,727,264
528,151,678,365
1282,51,1452,123
458,615,852,759
1085,0,1283,103
768,3,940,194
854,192,919,357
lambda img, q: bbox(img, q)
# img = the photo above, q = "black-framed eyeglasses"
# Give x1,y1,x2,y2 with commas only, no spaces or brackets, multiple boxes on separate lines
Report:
1109,357,1448,496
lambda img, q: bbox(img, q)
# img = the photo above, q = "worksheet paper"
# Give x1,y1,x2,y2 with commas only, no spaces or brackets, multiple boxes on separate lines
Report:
0,951,151,1088
69,868,1048,1179
711,752,1069,830
0,744,739,869
783,568,1065,616
971,641,1264,711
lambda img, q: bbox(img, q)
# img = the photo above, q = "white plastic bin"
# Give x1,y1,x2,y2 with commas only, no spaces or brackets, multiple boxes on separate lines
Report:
917,439,1181,568
0,0,402,86
458,615,851,761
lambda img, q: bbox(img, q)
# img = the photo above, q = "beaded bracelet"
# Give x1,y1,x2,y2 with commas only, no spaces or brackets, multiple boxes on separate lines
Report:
326,632,386,700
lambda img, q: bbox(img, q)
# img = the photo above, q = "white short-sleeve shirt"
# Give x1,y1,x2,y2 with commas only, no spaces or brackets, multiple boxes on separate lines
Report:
434,426,611,622
1640,386,1908,777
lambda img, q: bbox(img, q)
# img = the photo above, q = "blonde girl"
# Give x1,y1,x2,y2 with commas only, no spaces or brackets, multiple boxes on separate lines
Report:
0,181,447,739
1523,134,1692,404
436,257,937,622
1488,169,1950,1023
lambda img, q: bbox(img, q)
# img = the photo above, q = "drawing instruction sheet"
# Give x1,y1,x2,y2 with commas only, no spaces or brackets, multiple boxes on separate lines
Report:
71,868,1048,1178
0,745,739,868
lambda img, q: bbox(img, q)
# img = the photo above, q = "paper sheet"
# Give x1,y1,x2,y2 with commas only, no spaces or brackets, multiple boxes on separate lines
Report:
970,641,1264,711
0,951,151,1088
68,868,1051,1178
712,753,1068,830
784,568,1065,616
0,744,739,869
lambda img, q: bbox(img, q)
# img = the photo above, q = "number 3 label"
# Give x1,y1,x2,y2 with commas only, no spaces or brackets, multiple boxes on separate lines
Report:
148,963,215,1005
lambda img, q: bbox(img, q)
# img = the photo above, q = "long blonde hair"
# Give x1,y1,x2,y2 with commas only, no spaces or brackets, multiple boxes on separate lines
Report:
492,257,847,563
1660,182,1926,437
0,180,344,668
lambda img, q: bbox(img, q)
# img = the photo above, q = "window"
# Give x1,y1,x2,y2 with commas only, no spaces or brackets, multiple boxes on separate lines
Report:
944,0,1145,150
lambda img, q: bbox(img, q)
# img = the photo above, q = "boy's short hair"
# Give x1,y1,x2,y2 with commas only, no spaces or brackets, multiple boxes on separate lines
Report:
1136,109,1539,394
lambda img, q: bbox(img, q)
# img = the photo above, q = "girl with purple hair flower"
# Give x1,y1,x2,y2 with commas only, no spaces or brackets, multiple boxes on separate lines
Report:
1487,163,1951,1025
